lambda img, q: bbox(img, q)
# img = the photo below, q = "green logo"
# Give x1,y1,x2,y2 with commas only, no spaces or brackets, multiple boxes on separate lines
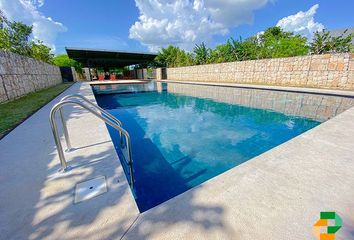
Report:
313,212,342,240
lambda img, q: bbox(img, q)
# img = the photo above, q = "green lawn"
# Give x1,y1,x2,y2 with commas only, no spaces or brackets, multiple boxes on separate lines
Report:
0,83,73,138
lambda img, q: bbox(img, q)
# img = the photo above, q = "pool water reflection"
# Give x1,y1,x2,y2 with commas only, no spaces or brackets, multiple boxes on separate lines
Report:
92,81,354,212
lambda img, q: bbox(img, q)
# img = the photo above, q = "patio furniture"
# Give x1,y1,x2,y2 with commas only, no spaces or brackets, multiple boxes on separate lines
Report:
110,74,116,80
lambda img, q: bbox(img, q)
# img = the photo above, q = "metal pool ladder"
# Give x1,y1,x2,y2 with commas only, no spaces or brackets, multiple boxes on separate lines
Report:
49,94,134,188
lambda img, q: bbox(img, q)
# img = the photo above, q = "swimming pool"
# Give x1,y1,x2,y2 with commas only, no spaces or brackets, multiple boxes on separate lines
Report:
92,81,354,212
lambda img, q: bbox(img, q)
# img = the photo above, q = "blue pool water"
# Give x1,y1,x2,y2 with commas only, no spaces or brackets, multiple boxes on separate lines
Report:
93,82,323,212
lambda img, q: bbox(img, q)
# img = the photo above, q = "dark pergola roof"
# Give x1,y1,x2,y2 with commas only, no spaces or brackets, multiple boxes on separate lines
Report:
65,47,158,68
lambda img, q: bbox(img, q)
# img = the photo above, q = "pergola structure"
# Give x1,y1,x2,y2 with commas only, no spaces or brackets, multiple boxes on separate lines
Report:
65,47,158,80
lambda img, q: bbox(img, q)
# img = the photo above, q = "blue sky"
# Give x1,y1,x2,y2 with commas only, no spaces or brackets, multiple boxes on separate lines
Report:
0,0,353,54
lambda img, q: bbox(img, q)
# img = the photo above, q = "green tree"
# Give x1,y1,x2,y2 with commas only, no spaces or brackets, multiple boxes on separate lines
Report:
154,26,353,68
8,21,33,56
31,40,53,63
206,27,308,64
175,49,194,66
0,11,12,50
0,27,11,50
257,27,309,58
194,42,211,65
310,29,353,54
53,54,82,73
209,42,234,63
229,37,259,61
0,15,33,57
155,45,175,67
155,45,193,67
0,10,53,63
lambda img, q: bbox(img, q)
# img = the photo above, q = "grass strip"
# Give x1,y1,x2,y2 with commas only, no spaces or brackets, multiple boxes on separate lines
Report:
0,83,73,138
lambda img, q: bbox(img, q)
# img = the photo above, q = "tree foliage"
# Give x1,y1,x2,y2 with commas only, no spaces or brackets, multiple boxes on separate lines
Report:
155,45,193,67
310,29,353,54
257,27,309,58
0,10,53,63
31,40,53,63
209,42,234,63
193,42,211,65
155,26,353,68
53,54,82,72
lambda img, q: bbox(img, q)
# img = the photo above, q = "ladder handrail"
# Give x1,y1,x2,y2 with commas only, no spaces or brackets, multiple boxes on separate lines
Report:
59,94,124,150
49,99,134,189
61,94,123,127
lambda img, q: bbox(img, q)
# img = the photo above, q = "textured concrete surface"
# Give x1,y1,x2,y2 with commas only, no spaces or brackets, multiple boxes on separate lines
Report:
1,81,353,240
0,82,139,240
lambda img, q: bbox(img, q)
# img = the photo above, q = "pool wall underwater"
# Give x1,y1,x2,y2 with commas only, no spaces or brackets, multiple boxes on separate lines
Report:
92,81,354,212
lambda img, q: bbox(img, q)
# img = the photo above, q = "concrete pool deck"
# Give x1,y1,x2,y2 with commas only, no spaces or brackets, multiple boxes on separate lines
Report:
0,81,353,239
0,82,139,240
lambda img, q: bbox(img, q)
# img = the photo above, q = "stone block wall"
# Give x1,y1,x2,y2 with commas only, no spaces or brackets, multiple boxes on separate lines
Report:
136,69,144,79
82,68,91,81
129,70,137,79
71,67,77,81
156,67,162,80
158,53,354,90
143,68,148,79
0,50,62,103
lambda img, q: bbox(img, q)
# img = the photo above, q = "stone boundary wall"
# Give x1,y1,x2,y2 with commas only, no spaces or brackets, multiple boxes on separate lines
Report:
128,70,137,79
71,67,78,81
136,69,143,79
0,50,62,103
143,69,148,79
135,68,156,79
156,67,162,80
157,53,354,90
82,68,91,81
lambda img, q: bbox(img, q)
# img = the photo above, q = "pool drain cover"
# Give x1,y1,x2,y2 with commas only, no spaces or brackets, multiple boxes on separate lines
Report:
74,176,107,203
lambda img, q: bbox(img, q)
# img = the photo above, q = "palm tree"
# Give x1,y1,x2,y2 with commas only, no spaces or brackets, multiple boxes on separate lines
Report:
194,42,210,65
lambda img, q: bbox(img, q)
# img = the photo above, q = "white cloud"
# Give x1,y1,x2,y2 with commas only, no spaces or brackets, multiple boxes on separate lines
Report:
30,0,44,7
0,0,67,51
129,0,270,52
136,100,256,165
276,4,324,40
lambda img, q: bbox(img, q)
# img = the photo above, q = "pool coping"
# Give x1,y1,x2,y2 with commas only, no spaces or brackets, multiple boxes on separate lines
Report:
89,79,150,85
0,81,353,239
158,79,354,98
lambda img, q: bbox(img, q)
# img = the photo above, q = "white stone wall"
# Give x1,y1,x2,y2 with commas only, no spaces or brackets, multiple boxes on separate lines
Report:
143,68,148,79
71,67,77,82
82,68,91,81
165,53,354,90
0,50,62,103
156,68,162,80
136,69,143,79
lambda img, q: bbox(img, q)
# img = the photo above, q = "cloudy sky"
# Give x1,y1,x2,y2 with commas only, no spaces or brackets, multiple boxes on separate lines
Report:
0,0,353,53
